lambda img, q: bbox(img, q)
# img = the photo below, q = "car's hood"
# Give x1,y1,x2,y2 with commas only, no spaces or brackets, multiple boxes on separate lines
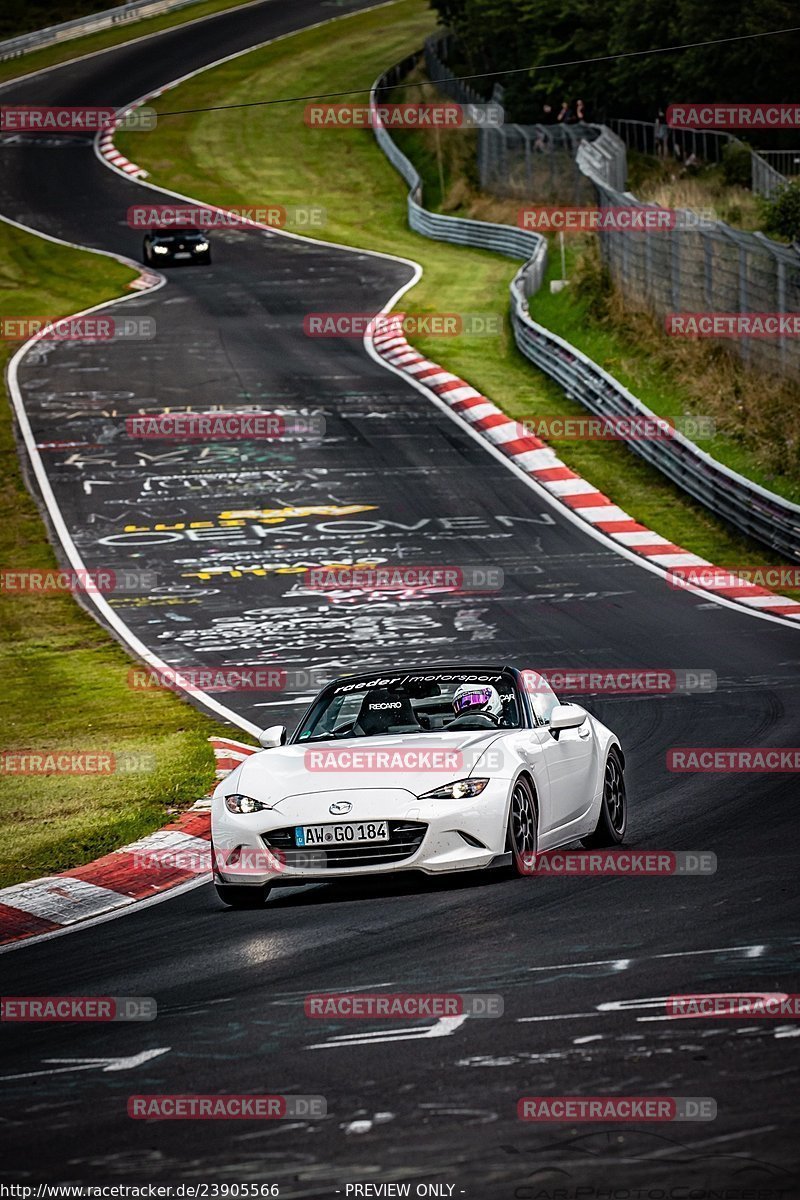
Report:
225,730,505,806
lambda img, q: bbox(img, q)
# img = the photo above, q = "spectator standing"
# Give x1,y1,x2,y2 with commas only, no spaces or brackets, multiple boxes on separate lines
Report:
654,110,669,159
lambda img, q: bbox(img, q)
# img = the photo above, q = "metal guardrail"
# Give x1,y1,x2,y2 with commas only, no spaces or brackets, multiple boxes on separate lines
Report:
371,59,800,562
0,0,206,63
373,56,547,272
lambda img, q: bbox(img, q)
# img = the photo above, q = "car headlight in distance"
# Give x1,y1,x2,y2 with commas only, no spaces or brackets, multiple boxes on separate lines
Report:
224,793,271,814
152,244,169,254
419,778,489,800
193,241,209,252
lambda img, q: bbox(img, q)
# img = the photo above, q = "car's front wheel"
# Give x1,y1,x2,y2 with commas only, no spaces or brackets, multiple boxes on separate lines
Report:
215,884,271,909
507,776,537,876
581,748,627,847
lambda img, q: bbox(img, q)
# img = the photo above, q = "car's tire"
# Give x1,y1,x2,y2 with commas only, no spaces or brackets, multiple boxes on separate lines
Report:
506,775,537,876
201,253,211,265
581,748,627,847
215,884,271,909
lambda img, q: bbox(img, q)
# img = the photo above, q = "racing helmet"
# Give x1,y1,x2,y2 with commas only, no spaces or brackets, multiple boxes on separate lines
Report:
452,682,503,720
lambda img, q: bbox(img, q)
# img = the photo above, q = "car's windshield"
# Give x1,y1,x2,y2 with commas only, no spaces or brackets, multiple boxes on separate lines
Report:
296,671,523,743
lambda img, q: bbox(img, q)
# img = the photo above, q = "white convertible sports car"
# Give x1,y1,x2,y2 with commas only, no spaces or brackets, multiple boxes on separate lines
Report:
211,664,627,907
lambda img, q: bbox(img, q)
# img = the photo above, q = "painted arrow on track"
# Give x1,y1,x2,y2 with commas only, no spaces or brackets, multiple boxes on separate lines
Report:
1,1047,170,1081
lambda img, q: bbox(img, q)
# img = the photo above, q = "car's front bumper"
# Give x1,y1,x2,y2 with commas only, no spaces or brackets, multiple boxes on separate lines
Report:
211,782,511,887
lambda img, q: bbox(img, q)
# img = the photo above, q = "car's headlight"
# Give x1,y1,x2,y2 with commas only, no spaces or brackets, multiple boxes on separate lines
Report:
418,778,490,800
152,244,170,254
224,793,272,814
193,241,209,252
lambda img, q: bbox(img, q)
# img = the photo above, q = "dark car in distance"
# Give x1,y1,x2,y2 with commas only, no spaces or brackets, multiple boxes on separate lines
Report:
142,227,211,266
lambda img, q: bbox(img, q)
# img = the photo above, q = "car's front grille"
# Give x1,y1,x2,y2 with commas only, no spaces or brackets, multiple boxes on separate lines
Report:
263,821,427,870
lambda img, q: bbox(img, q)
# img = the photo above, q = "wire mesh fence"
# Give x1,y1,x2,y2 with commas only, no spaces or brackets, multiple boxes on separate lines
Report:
426,34,800,381
371,51,800,557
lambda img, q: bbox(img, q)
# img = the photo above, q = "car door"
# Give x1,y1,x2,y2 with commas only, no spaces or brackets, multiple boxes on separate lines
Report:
541,719,597,837
523,674,597,841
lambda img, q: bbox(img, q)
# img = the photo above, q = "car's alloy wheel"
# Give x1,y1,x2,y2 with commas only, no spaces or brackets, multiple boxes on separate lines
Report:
581,749,627,847
508,777,537,876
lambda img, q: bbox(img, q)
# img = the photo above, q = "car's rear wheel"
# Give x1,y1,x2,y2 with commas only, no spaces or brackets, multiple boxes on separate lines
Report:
581,749,627,847
507,776,537,876
215,884,271,909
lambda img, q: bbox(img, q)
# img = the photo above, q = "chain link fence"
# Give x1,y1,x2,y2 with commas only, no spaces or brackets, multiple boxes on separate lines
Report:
426,34,800,381
424,36,603,204
371,54,800,559
577,149,800,379
609,118,789,200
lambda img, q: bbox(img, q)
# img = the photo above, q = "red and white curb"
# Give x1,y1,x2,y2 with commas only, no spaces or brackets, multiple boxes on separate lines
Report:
0,737,257,948
97,127,146,178
370,318,800,622
97,102,152,179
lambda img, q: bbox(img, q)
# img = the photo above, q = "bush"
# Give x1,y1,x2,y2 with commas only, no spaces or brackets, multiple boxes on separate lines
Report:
721,142,753,189
761,180,800,243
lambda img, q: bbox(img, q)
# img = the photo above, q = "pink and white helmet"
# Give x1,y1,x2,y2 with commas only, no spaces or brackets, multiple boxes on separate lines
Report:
452,682,503,720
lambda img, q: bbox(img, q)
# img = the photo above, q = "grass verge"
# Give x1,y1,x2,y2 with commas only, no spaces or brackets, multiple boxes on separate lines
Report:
0,0,259,86
0,220,241,888
117,0,799,585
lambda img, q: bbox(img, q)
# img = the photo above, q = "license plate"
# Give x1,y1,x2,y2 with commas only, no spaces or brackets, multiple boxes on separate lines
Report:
295,821,389,847
173,251,191,259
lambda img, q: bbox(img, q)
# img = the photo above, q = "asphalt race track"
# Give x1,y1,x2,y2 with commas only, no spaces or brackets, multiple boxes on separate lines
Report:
1,1,799,1194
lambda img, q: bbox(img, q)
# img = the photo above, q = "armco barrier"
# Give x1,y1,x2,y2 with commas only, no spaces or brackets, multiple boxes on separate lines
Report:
0,0,207,63
371,60,800,562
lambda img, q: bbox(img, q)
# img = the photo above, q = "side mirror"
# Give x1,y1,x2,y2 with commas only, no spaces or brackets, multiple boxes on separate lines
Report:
259,724,287,749
549,704,587,740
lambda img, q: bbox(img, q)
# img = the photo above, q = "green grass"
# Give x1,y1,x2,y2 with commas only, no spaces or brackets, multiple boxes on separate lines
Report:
117,0,800,587
0,220,246,888
0,0,260,85
529,240,800,506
